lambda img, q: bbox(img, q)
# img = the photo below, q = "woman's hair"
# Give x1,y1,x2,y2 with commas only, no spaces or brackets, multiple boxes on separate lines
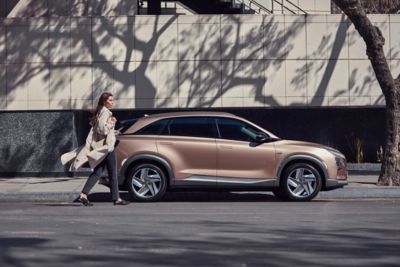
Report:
90,92,113,126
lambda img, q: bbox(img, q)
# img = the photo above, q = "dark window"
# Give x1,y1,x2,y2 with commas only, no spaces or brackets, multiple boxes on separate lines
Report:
134,119,169,135
166,117,216,138
217,118,265,142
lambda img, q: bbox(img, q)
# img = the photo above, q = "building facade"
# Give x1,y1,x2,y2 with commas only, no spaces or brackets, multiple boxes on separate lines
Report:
0,0,396,175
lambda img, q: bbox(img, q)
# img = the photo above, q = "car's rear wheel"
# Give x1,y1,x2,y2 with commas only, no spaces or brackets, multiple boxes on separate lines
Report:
279,163,322,201
126,163,167,202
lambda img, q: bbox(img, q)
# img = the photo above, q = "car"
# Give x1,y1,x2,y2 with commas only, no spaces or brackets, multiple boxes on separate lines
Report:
115,111,348,202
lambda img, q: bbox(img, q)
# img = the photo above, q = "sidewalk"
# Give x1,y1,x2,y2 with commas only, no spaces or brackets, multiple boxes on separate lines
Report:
0,174,400,202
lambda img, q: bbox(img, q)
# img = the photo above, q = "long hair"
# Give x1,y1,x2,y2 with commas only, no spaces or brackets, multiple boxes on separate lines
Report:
90,92,113,126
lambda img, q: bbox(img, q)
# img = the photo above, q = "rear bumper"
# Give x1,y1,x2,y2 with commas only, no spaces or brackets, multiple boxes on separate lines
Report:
323,179,348,191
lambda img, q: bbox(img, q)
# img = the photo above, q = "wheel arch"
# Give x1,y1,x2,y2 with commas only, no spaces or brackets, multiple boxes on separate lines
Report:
118,154,174,187
276,155,328,188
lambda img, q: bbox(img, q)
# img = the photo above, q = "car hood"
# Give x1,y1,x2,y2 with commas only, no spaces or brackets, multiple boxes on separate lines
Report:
277,139,343,155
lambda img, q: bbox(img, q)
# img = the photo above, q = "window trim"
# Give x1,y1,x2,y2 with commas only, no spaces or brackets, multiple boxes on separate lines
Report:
131,118,170,136
215,117,269,142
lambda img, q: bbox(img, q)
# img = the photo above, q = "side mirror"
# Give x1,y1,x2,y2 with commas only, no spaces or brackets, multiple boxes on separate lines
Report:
255,133,268,143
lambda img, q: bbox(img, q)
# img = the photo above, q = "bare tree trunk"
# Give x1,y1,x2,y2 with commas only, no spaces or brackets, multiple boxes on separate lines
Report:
333,0,400,185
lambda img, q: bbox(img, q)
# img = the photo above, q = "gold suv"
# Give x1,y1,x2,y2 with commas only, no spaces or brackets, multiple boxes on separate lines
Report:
115,112,348,201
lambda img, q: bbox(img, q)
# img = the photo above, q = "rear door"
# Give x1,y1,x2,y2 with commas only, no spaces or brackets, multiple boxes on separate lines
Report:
157,117,218,185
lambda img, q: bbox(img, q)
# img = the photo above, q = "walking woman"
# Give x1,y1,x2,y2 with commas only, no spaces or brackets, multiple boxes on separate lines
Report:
62,92,129,206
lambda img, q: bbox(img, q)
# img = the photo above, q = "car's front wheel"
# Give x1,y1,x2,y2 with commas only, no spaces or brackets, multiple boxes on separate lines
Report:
279,163,322,201
126,163,167,202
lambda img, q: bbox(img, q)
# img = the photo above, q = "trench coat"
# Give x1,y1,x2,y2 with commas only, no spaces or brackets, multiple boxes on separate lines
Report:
61,107,116,170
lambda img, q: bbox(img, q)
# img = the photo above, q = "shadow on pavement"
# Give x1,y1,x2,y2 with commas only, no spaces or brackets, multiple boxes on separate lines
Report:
86,191,279,203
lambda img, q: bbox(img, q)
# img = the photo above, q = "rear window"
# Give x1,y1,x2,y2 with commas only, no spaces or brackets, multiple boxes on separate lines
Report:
164,117,217,138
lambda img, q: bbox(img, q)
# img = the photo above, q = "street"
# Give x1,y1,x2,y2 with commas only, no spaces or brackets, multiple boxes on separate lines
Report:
0,195,399,267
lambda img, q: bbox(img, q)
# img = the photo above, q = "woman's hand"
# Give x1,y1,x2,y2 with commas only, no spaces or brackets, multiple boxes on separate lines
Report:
110,116,117,124
114,130,120,136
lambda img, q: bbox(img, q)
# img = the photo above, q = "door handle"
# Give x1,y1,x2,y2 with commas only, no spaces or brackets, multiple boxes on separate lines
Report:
160,141,173,145
220,145,233,149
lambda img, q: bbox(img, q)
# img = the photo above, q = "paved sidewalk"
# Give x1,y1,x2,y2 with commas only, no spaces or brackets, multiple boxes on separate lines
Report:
0,174,399,202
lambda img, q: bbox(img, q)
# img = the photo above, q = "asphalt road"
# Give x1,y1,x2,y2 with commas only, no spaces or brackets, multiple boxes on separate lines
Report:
0,198,399,267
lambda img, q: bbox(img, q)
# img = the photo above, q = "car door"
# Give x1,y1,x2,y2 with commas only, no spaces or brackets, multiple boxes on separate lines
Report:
157,117,218,186
216,117,277,185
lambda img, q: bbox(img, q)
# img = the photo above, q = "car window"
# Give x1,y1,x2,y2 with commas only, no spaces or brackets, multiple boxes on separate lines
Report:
134,119,169,135
166,117,216,139
217,118,265,142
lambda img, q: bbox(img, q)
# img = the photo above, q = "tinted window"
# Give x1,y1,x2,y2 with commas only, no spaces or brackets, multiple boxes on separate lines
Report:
217,118,265,142
166,117,216,138
135,119,169,135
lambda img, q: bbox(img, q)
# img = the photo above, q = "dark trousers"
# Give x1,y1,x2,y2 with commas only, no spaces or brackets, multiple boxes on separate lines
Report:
82,150,120,201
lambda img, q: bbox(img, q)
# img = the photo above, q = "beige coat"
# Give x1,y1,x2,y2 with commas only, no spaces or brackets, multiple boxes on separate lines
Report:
61,107,116,170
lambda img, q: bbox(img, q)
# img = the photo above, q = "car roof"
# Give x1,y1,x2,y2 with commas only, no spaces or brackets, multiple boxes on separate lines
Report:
139,111,239,120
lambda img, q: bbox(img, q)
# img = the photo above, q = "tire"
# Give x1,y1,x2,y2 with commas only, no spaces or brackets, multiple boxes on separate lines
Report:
272,188,288,200
279,163,322,201
126,163,167,202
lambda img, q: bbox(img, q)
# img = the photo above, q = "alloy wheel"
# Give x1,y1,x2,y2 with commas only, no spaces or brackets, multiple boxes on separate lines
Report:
131,167,162,198
286,167,318,198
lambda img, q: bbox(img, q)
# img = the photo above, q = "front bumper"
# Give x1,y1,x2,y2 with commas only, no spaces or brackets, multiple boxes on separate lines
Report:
323,179,348,191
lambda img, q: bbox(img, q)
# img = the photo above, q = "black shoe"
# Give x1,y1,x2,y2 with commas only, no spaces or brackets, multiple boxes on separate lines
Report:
75,196,93,206
113,199,130,206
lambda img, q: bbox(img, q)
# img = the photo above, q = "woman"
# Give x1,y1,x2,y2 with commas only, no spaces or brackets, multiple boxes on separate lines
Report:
76,92,129,206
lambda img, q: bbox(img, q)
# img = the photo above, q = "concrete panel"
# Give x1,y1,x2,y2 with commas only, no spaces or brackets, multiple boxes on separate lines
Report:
178,97,222,108
222,60,265,98
243,97,264,107
92,62,114,100
28,101,50,110
307,96,329,107
350,97,371,106
70,18,92,62
263,16,285,59
112,98,135,109
371,95,385,106
178,20,220,61
6,64,28,102
315,0,331,13
7,0,48,17
71,0,89,16
264,59,286,97
349,60,381,97
326,21,349,59
265,96,285,107
71,99,93,109
329,96,350,106
286,60,307,97
0,64,5,110
135,61,178,101
154,97,179,108
70,63,92,100
298,0,315,12
286,96,307,106
92,20,131,62
222,97,243,107
89,0,137,16
113,62,135,99
7,101,28,110
306,21,327,59
49,18,71,63
0,21,5,64
285,18,307,60
49,64,71,101
179,60,221,98
27,63,49,101
6,19,48,63
48,0,72,17
391,60,400,79
348,24,367,60
50,99,72,110
221,16,264,60
390,21,400,59
307,59,349,98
